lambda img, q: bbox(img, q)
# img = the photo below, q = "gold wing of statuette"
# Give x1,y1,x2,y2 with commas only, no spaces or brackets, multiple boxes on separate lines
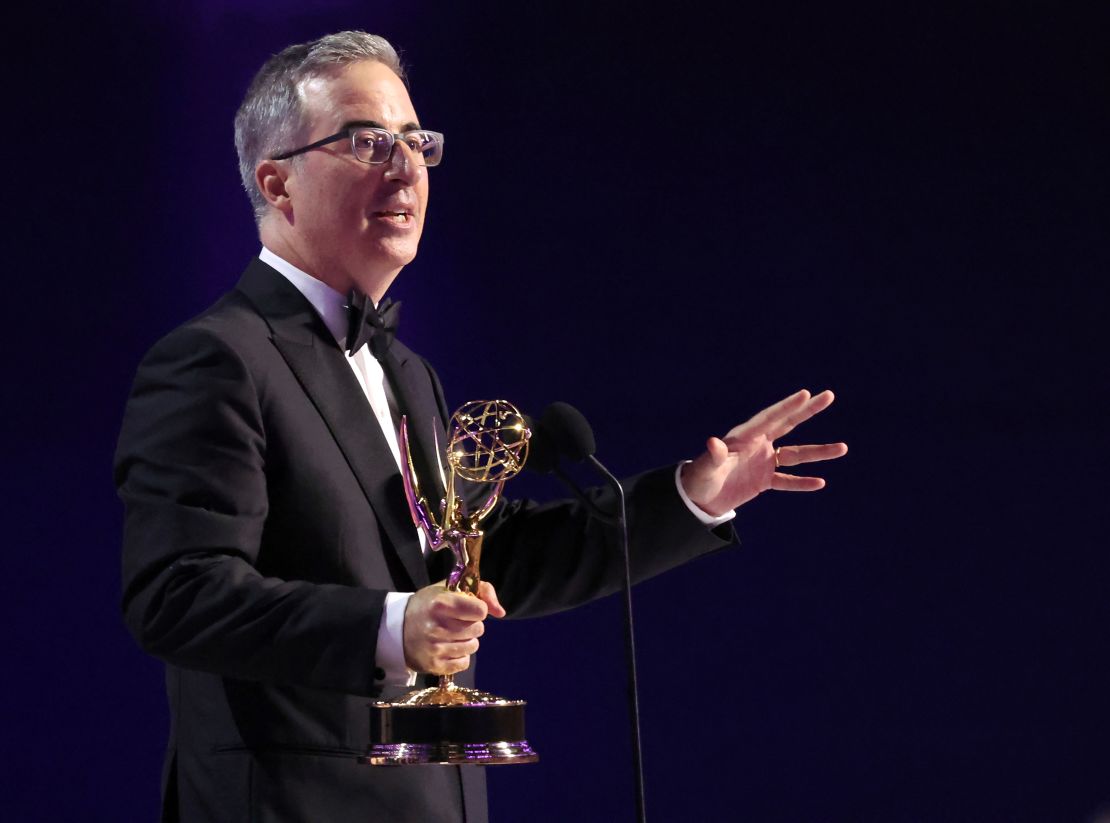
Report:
433,426,448,494
399,415,443,548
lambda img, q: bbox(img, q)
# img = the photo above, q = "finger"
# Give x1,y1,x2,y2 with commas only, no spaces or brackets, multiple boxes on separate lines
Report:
440,656,473,676
734,389,810,438
477,580,507,618
430,652,474,676
768,389,836,441
774,442,848,467
432,591,488,622
428,617,485,641
769,473,827,492
437,638,480,661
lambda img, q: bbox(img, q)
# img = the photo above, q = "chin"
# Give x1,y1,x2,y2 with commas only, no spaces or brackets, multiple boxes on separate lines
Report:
368,239,421,270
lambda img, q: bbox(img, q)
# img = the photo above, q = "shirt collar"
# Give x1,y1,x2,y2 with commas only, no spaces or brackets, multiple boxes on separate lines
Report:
259,246,350,347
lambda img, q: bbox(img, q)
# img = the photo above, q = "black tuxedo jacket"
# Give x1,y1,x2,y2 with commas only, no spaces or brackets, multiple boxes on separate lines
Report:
115,259,733,823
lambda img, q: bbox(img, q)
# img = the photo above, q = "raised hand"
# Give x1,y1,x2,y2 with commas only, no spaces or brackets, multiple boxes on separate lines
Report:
680,389,848,517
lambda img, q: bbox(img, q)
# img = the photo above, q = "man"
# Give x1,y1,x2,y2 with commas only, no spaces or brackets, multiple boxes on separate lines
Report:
115,31,846,823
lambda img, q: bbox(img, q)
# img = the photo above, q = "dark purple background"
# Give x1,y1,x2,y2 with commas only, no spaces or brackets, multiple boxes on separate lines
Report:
7,3,1109,821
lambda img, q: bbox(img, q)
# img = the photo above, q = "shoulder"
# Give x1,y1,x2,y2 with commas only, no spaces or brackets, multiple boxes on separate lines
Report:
140,256,319,371
136,256,311,392
121,284,280,441
116,290,275,483
125,291,263,404
145,290,267,364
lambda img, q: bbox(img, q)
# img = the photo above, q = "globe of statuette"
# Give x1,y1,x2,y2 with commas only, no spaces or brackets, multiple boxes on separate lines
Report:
446,400,530,483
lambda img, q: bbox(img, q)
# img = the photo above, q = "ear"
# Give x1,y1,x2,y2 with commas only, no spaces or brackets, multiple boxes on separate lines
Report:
256,159,293,215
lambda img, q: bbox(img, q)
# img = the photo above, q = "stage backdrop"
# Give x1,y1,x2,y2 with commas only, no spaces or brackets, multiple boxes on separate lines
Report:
5,3,1108,821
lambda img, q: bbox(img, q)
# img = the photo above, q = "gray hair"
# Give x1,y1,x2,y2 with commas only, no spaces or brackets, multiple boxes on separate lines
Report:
234,31,406,223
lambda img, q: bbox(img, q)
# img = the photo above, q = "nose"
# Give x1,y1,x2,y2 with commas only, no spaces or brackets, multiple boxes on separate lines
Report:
382,139,423,185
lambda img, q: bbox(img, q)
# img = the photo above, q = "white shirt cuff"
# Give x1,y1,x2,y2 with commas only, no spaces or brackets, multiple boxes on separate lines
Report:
377,591,419,688
675,462,736,527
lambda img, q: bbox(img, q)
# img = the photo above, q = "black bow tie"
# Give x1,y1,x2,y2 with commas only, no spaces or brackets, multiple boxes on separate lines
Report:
346,292,401,358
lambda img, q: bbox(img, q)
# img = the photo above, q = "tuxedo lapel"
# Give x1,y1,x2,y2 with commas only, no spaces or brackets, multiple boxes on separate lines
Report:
379,347,458,585
235,259,429,590
380,349,447,508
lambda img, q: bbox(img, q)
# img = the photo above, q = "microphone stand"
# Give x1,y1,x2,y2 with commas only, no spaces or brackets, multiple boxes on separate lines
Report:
551,459,646,823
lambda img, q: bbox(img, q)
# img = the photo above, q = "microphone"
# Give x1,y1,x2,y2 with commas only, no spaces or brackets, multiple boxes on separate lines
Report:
525,402,648,823
539,401,597,461
525,403,614,523
525,401,596,473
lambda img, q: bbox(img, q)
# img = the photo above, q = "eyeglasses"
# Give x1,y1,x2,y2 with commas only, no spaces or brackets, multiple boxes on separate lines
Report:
270,126,445,166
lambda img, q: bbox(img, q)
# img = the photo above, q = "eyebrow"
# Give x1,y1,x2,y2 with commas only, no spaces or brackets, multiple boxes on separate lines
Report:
341,119,423,132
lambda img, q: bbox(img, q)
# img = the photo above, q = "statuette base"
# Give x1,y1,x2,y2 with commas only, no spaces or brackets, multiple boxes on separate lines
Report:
365,683,538,765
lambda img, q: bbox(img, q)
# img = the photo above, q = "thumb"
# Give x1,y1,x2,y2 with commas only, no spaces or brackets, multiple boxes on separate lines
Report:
477,580,507,618
706,436,729,466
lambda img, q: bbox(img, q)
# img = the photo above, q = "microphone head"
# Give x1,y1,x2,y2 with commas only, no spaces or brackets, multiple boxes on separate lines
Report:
523,402,596,473
541,402,596,462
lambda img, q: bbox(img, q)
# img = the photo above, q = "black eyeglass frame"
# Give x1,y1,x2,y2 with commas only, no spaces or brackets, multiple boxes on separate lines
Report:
269,127,445,165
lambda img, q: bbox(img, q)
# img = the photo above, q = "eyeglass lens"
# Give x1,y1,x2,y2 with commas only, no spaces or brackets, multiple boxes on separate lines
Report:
352,129,442,166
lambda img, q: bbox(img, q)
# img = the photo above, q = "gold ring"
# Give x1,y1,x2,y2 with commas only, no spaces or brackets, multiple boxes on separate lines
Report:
774,447,781,468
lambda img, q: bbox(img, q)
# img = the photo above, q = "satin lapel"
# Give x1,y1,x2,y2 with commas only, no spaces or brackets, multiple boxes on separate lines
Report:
380,348,455,585
380,348,448,513
235,259,428,590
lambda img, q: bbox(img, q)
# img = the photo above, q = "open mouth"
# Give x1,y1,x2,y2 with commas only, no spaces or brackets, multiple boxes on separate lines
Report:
372,210,412,224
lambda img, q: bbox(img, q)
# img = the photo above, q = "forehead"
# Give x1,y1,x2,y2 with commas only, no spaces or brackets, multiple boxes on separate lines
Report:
298,60,419,133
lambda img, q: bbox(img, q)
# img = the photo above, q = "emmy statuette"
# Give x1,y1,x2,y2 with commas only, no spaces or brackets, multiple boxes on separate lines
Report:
363,400,539,766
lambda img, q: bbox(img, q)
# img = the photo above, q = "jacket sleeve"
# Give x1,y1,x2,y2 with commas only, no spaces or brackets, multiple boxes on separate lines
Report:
115,324,386,696
478,466,736,619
